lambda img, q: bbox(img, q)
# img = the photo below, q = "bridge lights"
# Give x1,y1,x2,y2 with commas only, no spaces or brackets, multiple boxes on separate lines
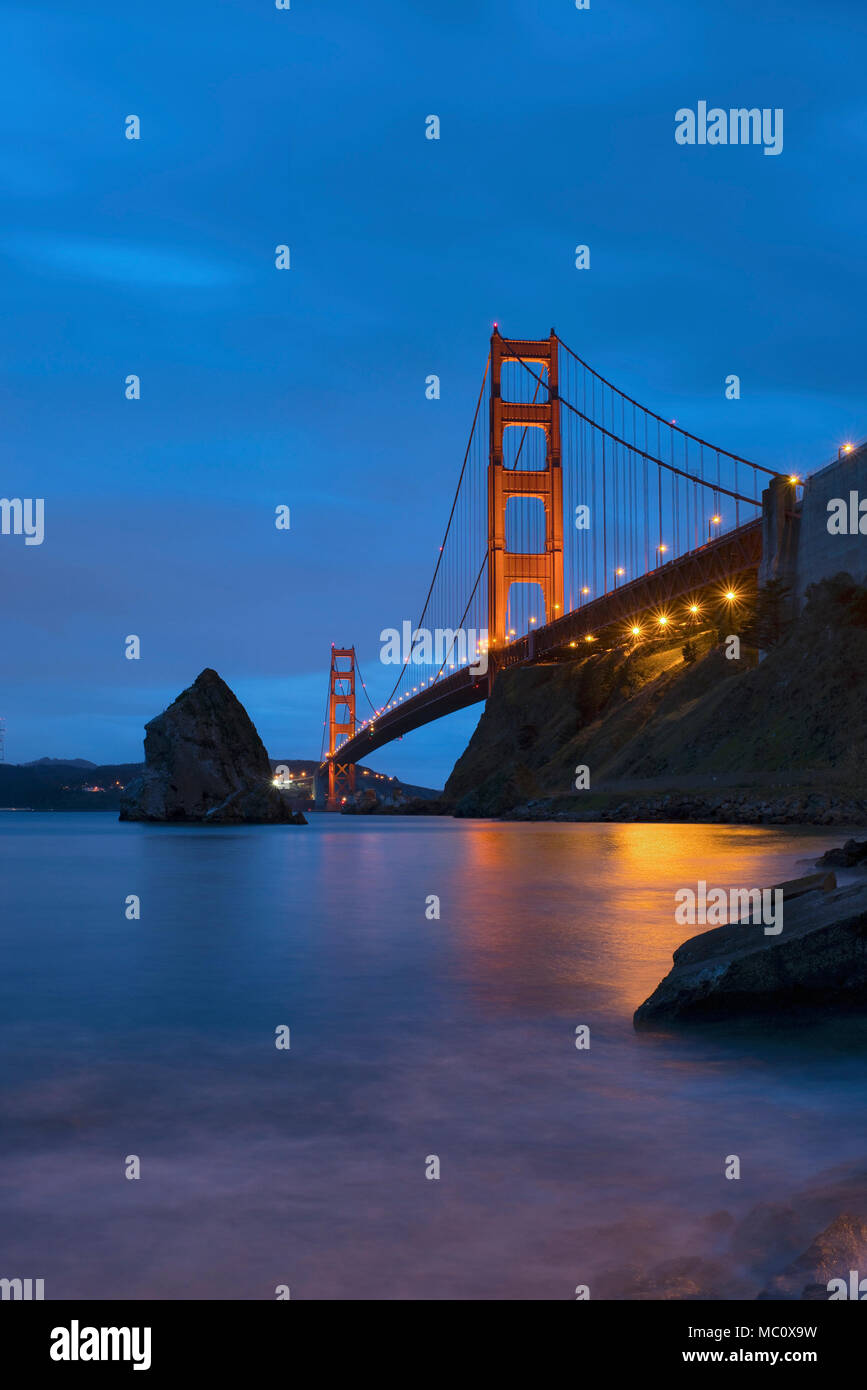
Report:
581,586,590,595
584,634,595,643
657,615,669,627
688,603,700,615
839,444,854,458
616,567,625,576
630,625,641,637
789,474,800,484
725,590,737,602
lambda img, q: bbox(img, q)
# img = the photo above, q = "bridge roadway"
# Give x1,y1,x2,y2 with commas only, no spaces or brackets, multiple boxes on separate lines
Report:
330,517,763,766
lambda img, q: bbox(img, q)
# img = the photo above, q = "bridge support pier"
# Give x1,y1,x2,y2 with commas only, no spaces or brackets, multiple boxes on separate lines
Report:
759,475,800,592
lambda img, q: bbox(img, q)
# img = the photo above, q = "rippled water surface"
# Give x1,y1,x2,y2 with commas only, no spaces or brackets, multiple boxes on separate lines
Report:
2,811,866,1299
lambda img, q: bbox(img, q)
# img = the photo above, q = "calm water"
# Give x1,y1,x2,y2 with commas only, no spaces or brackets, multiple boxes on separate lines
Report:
1,811,866,1300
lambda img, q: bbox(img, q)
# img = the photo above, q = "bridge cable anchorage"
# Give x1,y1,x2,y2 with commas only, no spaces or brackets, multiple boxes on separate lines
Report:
508,348,765,507
554,334,777,477
379,353,491,710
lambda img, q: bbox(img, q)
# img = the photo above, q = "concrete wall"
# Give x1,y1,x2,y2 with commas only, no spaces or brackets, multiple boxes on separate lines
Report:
793,443,867,606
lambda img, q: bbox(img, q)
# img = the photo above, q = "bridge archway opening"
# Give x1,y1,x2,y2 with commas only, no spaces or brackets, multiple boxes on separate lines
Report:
505,495,547,555
500,359,549,405
505,581,547,641
502,421,548,471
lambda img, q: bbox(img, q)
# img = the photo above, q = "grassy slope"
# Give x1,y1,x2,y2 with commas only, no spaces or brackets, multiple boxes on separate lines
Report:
445,576,867,816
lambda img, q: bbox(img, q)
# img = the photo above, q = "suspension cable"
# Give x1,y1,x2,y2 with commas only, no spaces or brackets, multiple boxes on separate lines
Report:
379,354,491,709
555,332,776,476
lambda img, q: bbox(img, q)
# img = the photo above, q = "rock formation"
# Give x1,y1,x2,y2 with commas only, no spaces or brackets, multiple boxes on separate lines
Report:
634,880,867,1029
119,669,306,825
817,838,867,868
759,1214,867,1300
444,576,867,823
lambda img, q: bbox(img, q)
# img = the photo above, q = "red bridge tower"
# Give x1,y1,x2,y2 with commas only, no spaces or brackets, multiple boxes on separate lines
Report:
487,330,563,650
326,646,357,811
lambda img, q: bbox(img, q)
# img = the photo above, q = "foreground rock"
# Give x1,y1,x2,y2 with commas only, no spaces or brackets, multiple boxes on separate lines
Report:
119,669,306,825
634,878,867,1029
759,1214,867,1300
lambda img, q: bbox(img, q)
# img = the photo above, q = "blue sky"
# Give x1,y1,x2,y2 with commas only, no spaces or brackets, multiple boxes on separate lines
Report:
2,0,865,785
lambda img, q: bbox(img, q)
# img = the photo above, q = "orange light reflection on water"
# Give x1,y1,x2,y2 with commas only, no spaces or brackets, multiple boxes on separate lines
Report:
446,822,830,1019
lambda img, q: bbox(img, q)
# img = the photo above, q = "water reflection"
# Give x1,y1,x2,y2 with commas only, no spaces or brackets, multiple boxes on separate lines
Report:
0,813,864,1299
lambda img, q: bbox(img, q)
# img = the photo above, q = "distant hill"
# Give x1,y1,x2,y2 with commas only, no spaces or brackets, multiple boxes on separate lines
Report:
0,756,440,811
0,763,142,811
21,757,97,768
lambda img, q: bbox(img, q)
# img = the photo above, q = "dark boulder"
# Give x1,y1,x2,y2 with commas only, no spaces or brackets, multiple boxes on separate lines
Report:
817,838,867,868
634,880,867,1029
119,669,305,825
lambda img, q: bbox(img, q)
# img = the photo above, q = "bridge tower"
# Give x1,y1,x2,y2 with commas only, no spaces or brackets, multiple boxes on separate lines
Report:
326,645,357,811
487,329,563,651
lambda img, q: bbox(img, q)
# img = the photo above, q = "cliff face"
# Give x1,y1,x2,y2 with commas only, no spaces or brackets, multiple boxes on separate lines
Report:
444,576,867,818
119,668,305,824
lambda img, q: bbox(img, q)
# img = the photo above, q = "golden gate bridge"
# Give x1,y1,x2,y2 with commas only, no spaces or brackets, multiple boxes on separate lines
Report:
319,328,787,809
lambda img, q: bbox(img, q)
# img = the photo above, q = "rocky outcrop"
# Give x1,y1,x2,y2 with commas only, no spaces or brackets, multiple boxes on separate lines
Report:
500,791,867,826
759,1214,867,1300
119,669,306,825
444,577,867,822
633,880,867,1029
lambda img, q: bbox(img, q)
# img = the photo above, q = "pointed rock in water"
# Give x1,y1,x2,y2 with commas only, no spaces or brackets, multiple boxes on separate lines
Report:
119,669,306,825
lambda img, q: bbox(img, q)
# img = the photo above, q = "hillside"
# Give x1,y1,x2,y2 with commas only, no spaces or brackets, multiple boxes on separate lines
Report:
444,575,867,822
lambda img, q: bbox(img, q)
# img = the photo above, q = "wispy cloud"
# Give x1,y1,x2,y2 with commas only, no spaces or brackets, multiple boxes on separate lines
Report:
1,235,246,290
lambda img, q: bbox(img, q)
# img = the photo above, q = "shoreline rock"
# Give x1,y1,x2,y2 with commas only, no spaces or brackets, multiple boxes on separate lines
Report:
497,791,867,827
633,880,867,1030
818,837,867,868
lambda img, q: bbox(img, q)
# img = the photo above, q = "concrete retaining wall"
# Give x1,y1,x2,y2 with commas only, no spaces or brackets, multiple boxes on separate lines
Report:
793,444,867,606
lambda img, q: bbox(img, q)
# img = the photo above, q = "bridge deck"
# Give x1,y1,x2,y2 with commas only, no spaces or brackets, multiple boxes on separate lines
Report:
328,518,762,766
